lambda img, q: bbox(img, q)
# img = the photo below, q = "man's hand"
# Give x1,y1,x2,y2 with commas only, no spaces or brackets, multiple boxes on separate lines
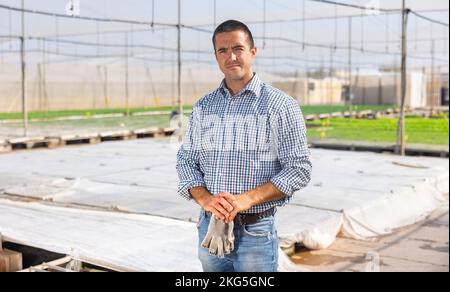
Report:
218,183,287,222
191,182,286,223
218,192,254,222
201,195,235,221
189,187,234,221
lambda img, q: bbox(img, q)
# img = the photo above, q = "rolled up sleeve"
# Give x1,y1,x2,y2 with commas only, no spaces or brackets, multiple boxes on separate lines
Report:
270,99,312,197
176,106,206,200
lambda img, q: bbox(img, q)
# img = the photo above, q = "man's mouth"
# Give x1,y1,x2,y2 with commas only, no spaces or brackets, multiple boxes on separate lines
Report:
226,64,241,69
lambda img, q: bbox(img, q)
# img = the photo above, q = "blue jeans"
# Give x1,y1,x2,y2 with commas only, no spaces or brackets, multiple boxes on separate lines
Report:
197,210,279,272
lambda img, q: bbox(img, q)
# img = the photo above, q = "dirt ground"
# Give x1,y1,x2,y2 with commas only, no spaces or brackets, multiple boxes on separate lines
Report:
290,194,449,272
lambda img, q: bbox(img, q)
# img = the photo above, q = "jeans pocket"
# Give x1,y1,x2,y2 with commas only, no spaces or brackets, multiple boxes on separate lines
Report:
242,216,275,238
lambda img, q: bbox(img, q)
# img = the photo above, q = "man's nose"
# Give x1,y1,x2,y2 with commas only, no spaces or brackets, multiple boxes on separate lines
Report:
229,52,237,61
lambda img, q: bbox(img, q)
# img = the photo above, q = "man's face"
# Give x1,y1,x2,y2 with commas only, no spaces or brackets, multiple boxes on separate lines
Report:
214,30,257,81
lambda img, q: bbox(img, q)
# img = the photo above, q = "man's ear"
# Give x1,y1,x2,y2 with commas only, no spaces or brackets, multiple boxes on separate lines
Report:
251,46,258,58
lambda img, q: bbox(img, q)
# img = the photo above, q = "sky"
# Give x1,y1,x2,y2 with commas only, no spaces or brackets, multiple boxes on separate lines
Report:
0,0,448,74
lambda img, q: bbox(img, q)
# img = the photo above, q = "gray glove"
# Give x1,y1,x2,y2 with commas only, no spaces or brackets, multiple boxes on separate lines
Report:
201,216,235,258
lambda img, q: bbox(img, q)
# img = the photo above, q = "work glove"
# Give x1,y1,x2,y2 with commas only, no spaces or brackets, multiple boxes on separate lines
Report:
201,216,235,258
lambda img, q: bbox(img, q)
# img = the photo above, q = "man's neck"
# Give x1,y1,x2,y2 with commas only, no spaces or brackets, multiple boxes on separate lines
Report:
225,72,254,96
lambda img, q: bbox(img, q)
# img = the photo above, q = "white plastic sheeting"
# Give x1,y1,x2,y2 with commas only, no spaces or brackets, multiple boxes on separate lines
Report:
341,176,447,240
0,139,448,257
0,198,305,272
280,149,449,249
0,199,202,271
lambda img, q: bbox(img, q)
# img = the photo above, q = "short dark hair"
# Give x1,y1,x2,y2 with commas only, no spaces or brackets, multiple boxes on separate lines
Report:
212,20,255,50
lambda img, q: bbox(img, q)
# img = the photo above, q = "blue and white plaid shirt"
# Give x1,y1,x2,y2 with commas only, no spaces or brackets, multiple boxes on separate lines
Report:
176,73,312,214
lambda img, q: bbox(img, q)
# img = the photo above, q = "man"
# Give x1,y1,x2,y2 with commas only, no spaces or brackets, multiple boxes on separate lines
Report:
176,20,312,272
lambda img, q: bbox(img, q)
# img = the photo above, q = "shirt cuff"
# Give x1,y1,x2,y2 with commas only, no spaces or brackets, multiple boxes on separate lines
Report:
270,175,294,197
178,180,207,201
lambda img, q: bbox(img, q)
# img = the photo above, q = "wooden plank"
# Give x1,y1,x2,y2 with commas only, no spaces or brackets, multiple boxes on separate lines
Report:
0,249,23,272
0,140,12,154
99,130,137,142
135,128,167,138
0,253,9,272
46,137,61,149
9,136,58,150
19,256,73,272
163,128,177,136
18,256,72,273
59,133,101,146
0,235,23,272
133,128,162,138
9,136,46,145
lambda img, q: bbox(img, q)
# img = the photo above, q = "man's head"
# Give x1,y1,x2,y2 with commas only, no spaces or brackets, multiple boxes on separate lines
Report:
212,20,257,82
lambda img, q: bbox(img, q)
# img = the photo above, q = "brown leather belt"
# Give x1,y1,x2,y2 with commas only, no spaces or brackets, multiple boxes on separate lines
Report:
205,207,276,225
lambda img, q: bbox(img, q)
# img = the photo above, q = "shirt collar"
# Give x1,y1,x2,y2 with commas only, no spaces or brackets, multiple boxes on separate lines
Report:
219,73,263,99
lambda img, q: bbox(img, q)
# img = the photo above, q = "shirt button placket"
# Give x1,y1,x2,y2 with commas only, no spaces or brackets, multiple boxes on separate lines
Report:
219,95,232,193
